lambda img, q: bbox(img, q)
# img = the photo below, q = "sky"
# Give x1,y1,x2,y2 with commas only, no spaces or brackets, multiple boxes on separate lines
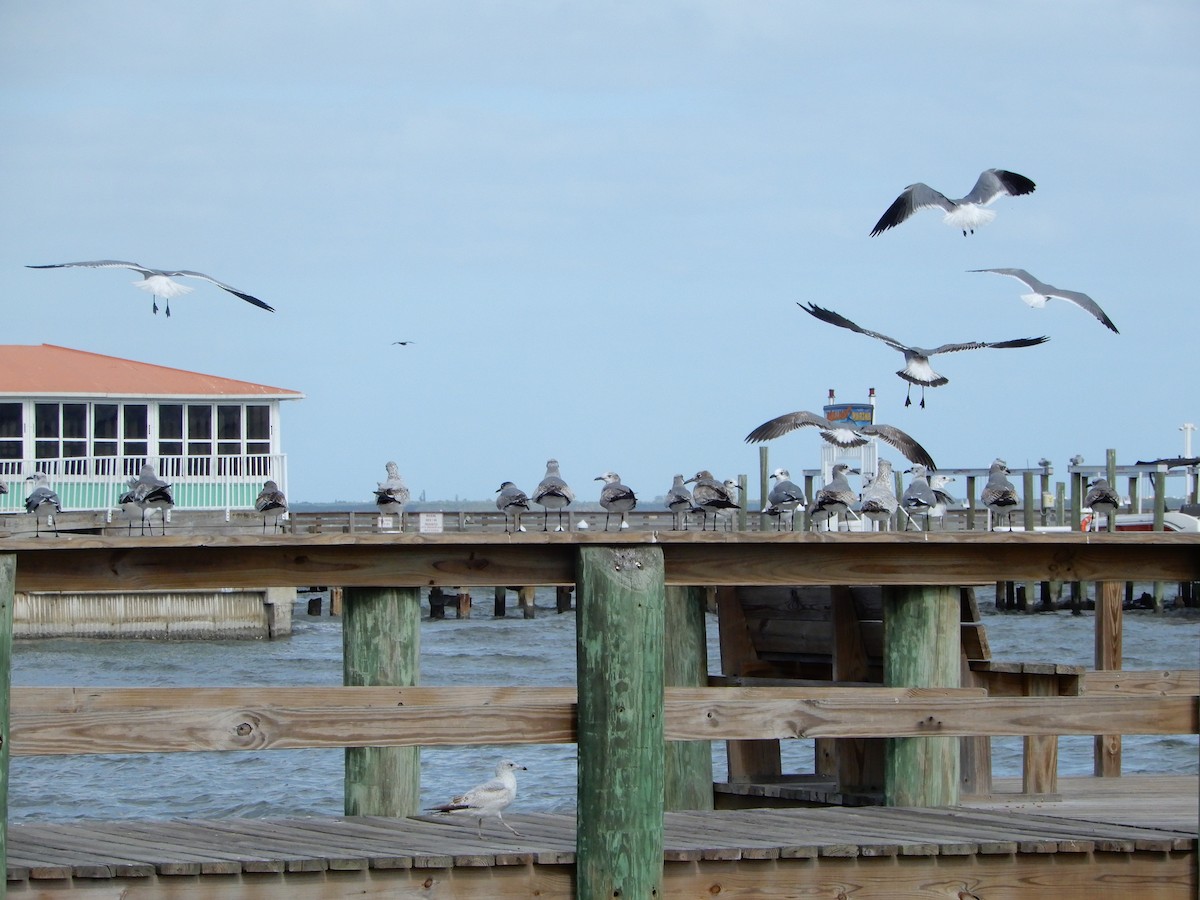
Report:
1,3,1197,503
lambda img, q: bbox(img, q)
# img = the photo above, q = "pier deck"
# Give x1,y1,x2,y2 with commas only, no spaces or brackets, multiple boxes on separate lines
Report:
6,776,1196,898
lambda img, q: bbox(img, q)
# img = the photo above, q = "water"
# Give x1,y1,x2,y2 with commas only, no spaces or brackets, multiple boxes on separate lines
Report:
9,593,1198,823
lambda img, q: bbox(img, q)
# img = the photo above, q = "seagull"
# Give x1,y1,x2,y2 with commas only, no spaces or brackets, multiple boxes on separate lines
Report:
746,409,937,471
860,459,899,531
26,260,274,317
118,463,174,536
1084,476,1121,531
665,474,697,531
900,463,937,531
391,340,416,346
496,481,531,533
117,482,150,535
808,463,858,530
24,472,62,537
685,471,740,531
870,168,1036,236
374,461,410,530
969,268,1118,333
981,458,1020,530
928,474,958,528
766,468,806,531
798,302,1049,408
428,759,527,838
532,459,574,532
255,480,288,533
595,471,637,531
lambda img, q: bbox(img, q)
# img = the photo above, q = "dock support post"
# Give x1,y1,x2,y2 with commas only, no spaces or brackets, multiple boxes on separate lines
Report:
343,586,421,816
664,585,713,810
519,585,536,619
576,545,665,900
883,585,960,807
0,554,14,880
1094,580,1123,776
494,586,507,617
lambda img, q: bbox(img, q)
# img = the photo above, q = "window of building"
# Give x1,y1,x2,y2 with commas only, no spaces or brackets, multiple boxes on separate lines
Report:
34,403,60,461
123,404,148,458
246,405,270,455
94,404,118,457
217,405,242,456
0,403,21,460
158,405,183,456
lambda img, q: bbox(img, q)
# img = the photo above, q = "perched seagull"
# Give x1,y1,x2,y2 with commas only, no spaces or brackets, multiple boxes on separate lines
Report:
428,759,527,838
685,471,740,531
255,480,288,533
595,471,637,531
27,260,274,317
870,168,1036,236
117,482,149,535
969,268,1119,334
928,474,958,528
1084,476,1121,531
24,472,61,537
746,409,937,471
799,302,1049,408
117,463,174,536
495,481,531,533
808,463,858,530
532,459,574,532
981,459,1020,530
900,464,937,531
665,474,697,531
720,479,743,531
374,461,410,530
860,459,899,531
766,468,806,531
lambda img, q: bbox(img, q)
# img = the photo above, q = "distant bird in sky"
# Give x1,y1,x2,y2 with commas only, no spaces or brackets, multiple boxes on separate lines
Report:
24,472,61,537
665,474,697,531
595,471,637,531
495,481,531,533
26,260,274,317
685,470,740,531
900,463,937,531
969,268,1119,333
766,467,805,531
428,759,526,838
808,463,858,530
391,340,415,346
255,480,288,533
870,168,1036,236
981,458,1020,530
860,459,899,531
532,459,574,532
746,409,937,471
798,302,1048,408
374,461,410,530
1084,476,1121,530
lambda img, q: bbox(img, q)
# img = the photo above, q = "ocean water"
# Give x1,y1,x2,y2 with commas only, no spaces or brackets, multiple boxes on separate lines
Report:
9,591,1198,822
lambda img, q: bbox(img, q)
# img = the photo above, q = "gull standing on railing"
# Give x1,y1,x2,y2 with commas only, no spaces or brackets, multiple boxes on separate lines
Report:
1084,476,1121,531
860,459,899,531
900,464,937,531
255,480,288,534
532,459,574,532
766,468,805,531
596,472,637,531
665,474,697,531
808,463,858,531
495,481,531,533
685,470,739,532
982,459,1020,530
374,461,410,531
24,472,61,537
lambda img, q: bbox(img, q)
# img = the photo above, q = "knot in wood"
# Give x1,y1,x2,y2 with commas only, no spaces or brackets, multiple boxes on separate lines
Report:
235,722,253,736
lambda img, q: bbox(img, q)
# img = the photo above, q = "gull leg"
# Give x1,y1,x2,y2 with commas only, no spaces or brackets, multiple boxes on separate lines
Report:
498,813,521,837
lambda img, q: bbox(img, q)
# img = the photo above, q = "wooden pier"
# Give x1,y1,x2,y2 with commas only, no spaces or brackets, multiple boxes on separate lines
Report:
0,531,1196,898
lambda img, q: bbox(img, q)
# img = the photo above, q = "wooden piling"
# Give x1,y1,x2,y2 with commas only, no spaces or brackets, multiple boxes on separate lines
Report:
576,545,665,899
519,585,536,619
555,585,573,613
882,585,960,807
758,447,770,533
493,586,507,617
663,585,713,811
0,554,14,879
1094,579,1124,776
455,589,471,618
343,587,421,816
428,587,446,620
965,475,976,530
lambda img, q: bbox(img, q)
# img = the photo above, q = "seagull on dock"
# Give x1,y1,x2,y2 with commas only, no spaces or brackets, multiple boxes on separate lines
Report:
928,474,958,528
798,302,1049,408
860,460,899,531
685,471,740,531
746,409,937,471
26,260,274,317
969,268,1118,333
1084,476,1121,530
496,481,531,533
665,474,698,531
808,463,858,530
900,464,937,531
255,480,288,533
428,759,527,838
766,468,805,531
24,472,61,537
595,471,637,531
117,463,173,536
374,461,410,530
532,459,574,532
870,168,1036,236
981,459,1020,530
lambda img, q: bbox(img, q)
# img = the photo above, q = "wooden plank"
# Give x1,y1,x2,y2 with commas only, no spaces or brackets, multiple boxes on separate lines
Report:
1084,669,1200,695
1094,579,1124,777
1023,675,1059,795
663,585,714,811
716,585,781,782
0,553,13,886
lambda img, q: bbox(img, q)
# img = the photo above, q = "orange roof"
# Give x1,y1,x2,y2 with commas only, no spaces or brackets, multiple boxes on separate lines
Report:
0,345,303,399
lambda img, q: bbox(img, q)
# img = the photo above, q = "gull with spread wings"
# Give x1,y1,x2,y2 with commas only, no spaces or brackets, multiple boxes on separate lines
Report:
745,410,937,471
870,168,1036,236
969,268,1118,333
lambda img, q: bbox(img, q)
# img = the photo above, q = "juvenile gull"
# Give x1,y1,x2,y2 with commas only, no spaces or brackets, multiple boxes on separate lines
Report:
808,463,858,530
595,472,637,531
746,409,937,471
870,168,1036,236
495,481,531,533
374,461,410,530
665,474,697,531
799,302,1048,408
969,268,1118,333
1084,476,1121,531
428,759,527,838
685,470,740,531
532,459,574,532
27,260,274,317
900,464,937,531
860,459,899,531
929,474,958,528
766,468,806,531
981,459,1020,530
255,480,288,533
24,472,61,537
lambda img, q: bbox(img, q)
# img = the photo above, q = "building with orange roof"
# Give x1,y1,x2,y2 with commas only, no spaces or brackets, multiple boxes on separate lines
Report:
0,345,303,512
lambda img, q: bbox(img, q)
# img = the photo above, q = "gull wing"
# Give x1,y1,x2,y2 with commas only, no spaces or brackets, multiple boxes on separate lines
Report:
961,169,1036,206
744,410,832,443
167,270,275,312
925,335,1048,356
971,268,1118,333
799,302,910,353
858,424,937,471
870,182,954,235
27,260,153,275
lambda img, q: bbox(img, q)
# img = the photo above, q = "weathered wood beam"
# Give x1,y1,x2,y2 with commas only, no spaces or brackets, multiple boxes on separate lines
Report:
663,585,713,810
0,554,14,885
1094,579,1123,776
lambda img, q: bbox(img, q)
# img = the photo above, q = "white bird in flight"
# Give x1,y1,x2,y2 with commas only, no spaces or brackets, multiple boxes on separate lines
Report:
870,168,1036,236
27,260,274,317
969,268,1119,333
746,409,937,470
428,759,527,837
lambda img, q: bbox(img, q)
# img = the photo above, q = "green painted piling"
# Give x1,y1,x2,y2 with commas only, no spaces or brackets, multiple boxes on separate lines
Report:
758,447,770,532
965,476,977,530
737,474,749,532
664,585,713,810
1106,450,1118,533
0,555,14,882
576,545,665,900
882,585,960,807
1153,469,1166,611
343,587,421,816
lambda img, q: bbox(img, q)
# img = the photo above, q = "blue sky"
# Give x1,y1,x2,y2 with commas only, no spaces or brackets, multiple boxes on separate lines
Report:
1,3,1196,502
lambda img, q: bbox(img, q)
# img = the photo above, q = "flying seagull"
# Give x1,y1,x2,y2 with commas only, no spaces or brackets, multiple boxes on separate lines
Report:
746,409,937,471
26,260,274,317
391,340,415,346
428,759,527,837
969,268,1118,333
870,168,1036,236
798,302,1048,408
